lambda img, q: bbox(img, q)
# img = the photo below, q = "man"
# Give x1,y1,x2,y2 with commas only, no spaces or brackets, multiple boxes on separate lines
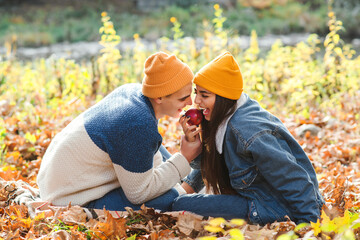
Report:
37,52,202,211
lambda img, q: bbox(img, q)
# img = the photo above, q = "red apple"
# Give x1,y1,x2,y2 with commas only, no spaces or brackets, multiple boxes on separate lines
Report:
185,108,203,126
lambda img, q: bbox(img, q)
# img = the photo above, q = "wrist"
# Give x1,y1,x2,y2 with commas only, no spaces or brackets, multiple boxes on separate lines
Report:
180,151,192,163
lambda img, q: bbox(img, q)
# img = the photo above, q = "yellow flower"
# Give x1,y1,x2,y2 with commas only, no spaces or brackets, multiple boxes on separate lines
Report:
214,4,220,10
133,33,139,40
170,17,177,23
101,12,107,17
328,11,334,18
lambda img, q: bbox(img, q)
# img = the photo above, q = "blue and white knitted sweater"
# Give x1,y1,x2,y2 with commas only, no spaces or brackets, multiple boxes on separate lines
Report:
37,83,190,206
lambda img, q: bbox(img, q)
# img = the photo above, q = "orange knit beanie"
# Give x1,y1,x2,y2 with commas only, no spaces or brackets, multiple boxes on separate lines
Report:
194,51,243,100
142,52,194,98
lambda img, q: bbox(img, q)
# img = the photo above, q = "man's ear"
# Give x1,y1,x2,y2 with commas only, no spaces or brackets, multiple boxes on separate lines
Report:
154,97,162,104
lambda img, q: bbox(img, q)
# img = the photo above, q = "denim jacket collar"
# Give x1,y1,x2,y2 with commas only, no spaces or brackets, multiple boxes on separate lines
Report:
216,93,248,153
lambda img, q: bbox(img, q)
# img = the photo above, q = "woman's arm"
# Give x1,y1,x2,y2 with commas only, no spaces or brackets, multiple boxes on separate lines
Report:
181,182,195,194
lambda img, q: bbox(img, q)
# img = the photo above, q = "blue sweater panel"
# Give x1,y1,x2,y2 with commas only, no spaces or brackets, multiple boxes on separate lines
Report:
83,83,162,173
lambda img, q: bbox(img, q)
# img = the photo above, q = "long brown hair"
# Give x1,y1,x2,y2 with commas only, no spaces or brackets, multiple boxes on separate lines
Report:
200,95,238,195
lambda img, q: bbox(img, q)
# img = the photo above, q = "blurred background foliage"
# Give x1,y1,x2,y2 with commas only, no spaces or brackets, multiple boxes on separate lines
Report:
0,0,359,118
0,0,359,47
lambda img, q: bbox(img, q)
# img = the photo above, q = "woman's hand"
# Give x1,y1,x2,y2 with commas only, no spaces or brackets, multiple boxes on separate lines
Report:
179,115,201,142
180,135,202,163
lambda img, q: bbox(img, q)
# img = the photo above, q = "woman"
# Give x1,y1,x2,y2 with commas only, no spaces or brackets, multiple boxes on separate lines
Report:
174,51,324,225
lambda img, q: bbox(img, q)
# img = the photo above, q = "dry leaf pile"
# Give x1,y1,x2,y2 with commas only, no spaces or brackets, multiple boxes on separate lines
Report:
0,92,359,239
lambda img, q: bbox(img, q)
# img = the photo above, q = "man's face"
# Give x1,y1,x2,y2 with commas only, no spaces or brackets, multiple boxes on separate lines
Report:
160,82,193,118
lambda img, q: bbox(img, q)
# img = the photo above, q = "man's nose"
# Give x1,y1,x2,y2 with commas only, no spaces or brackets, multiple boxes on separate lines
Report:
186,97,193,106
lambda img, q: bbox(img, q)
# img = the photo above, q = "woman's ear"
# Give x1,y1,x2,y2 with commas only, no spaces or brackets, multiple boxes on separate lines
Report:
154,97,162,104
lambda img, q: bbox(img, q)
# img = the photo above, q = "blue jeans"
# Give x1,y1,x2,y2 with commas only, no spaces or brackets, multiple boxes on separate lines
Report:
85,187,179,212
85,145,178,212
172,193,249,220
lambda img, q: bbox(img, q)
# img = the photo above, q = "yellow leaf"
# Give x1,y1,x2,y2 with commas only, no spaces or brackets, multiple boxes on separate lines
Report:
229,219,245,226
1,165,17,172
321,211,337,233
34,212,45,221
311,219,321,236
294,222,309,232
6,151,21,161
204,225,224,233
277,232,298,240
334,47,342,56
333,210,359,233
126,235,137,240
255,83,264,91
324,37,331,47
208,217,226,227
199,237,217,240
327,43,335,50
229,228,244,240
352,223,360,230
158,126,165,137
20,217,32,228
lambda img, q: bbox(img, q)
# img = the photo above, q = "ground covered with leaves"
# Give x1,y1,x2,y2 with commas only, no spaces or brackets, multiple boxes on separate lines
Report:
0,90,359,239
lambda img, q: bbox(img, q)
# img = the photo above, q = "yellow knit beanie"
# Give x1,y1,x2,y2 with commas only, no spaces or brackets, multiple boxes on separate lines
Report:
142,52,194,98
194,51,243,100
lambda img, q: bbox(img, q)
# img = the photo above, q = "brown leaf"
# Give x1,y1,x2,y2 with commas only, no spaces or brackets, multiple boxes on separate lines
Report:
170,211,204,236
60,205,88,224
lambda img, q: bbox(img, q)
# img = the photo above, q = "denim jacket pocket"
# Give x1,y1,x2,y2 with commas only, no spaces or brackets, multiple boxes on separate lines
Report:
229,166,258,189
248,198,290,225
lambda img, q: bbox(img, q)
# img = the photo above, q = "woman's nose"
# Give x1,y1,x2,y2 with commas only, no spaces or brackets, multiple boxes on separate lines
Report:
194,95,200,104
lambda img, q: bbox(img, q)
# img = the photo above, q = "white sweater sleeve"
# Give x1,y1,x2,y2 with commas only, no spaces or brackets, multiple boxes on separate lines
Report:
114,152,191,204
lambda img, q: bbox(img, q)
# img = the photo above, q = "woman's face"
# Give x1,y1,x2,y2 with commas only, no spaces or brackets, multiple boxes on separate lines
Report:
194,84,216,121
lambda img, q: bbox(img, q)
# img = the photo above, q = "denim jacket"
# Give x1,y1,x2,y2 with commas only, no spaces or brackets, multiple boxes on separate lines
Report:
185,94,324,225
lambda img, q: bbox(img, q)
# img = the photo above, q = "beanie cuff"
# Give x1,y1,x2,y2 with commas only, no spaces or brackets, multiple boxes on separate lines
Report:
194,72,242,100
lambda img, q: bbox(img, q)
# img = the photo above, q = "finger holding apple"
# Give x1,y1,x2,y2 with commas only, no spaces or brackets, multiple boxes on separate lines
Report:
185,125,201,142
179,108,203,142
179,116,197,142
